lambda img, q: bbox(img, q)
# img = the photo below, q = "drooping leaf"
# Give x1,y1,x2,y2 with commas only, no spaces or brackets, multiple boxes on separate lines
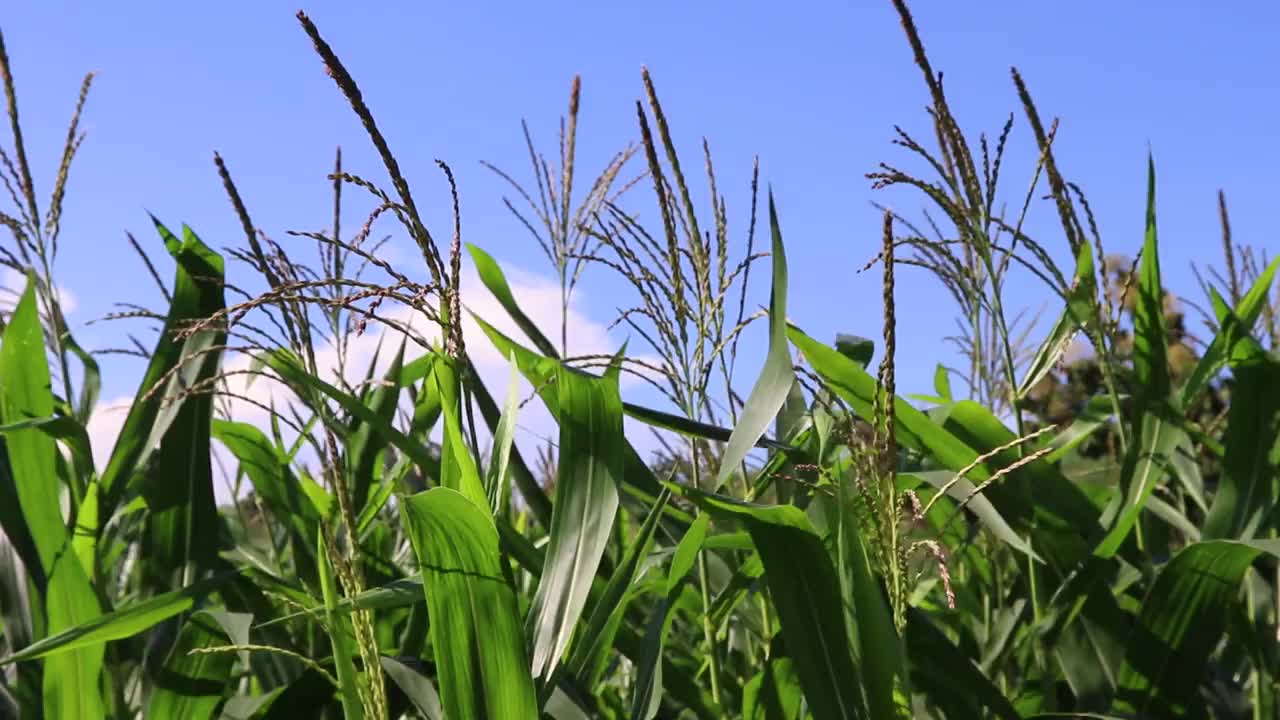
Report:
674,485,866,720
467,242,561,358
0,572,233,665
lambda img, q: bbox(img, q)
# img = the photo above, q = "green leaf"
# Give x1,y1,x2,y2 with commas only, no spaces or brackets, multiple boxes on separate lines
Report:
905,608,1020,720
933,363,952,402
318,529,364,720
486,352,521,515
1130,155,1171,409
1092,155,1178,558
1201,347,1280,539
675,486,866,720
402,488,538,719
0,279,106,718
834,334,875,369
467,242,561,358
832,484,904,720
1094,403,1184,559
471,313,668,503
380,656,443,720
717,193,794,490
526,363,623,682
213,420,320,587
0,279,63,589
145,610,235,720
0,573,233,665
130,224,226,591
630,511,709,720
431,356,488,509
347,341,406,516
1114,539,1280,717
1179,255,1279,407
42,552,104,720
743,654,804,720
99,219,224,523
1017,240,1097,401
568,488,670,686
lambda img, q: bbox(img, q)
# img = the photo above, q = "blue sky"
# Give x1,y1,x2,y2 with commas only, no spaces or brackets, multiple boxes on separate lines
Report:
4,2,1278,451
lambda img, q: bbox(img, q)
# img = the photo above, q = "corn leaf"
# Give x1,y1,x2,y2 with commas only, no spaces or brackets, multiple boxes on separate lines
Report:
402,488,538,719
717,193,793,490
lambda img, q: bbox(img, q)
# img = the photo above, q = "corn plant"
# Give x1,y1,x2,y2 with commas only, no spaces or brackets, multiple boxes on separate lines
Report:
2,3,1280,720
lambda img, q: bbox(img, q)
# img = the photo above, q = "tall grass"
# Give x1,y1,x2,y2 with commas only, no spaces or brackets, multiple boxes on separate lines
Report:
2,3,1280,720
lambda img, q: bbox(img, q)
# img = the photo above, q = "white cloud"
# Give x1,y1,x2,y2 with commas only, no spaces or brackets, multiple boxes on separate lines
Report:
1,267,79,315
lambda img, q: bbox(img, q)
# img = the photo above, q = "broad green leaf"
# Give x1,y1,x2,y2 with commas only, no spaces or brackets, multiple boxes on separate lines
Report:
717,193,794,490
145,610,234,719
834,334,875,368
0,280,63,591
1201,344,1280,539
402,488,538,719
832,483,904,720
42,552,104,720
1094,403,1184,559
126,224,225,591
675,485,866,720
99,219,224,521
464,352,552,529
1114,539,1280,717
471,313,668,503
0,280,105,718
526,363,623,682
1130,155,1171,410
933,363,952,402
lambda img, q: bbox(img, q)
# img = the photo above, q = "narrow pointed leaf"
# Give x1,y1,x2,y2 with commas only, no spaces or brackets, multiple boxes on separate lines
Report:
717,193,793,489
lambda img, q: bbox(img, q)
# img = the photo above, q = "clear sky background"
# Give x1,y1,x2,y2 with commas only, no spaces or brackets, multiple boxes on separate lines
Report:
3,2,1278,475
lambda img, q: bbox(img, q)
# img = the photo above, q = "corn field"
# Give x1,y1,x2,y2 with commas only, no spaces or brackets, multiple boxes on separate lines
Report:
2,2,1279,719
